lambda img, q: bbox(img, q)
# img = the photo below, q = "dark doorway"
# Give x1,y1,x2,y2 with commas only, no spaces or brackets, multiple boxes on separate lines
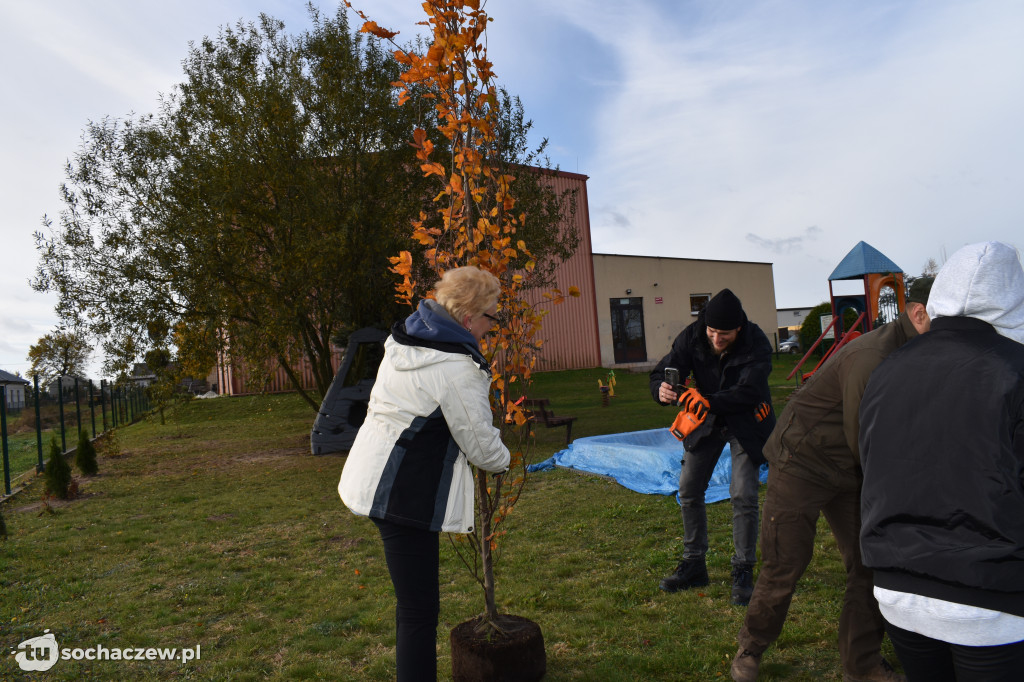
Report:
610,298,647,363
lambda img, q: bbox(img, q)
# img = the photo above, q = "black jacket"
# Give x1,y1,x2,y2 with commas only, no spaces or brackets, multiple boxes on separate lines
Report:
650,308,775,464
859,316,1024,616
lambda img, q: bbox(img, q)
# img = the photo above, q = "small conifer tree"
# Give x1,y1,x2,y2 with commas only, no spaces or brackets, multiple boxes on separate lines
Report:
44,436,73,500
75,429,99,476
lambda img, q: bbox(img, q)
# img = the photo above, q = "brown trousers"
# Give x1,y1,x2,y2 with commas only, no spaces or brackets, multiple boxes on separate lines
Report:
737,466,885,676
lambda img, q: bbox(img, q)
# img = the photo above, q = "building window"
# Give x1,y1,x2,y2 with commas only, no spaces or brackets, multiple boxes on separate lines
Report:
690,294,711,316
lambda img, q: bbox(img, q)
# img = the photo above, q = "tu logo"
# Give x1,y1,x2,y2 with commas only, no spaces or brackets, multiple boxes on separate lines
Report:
12,629,59,671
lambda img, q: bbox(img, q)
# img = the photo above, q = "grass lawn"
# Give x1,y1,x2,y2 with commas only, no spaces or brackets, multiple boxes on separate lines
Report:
1,352,890,680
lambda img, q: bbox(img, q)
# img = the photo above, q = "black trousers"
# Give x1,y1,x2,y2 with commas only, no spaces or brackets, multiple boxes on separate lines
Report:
373,518,440,682
884,619,1024,682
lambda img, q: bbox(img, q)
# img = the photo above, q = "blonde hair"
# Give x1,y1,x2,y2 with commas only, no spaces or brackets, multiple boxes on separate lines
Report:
435,267,500,322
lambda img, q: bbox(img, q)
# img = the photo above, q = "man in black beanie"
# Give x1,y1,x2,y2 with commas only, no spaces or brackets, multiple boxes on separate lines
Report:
730,278,932,682
650,288,775,607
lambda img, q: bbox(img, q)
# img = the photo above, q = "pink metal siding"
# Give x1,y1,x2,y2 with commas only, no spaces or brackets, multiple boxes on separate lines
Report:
522,170,601,371
211,346,344,397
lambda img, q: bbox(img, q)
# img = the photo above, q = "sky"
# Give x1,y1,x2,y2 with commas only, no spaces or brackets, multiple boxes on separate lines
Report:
2,0,1022,379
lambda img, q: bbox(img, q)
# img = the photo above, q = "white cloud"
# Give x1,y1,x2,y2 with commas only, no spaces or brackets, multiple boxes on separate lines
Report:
546,1,1024,304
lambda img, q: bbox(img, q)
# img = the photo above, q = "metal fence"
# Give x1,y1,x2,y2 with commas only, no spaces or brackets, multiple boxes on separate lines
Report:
0,376,150,497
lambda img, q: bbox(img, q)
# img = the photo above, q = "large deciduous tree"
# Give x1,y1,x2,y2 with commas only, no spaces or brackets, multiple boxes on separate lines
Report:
27,330,91,385
35,6,573,410
34,7,433,409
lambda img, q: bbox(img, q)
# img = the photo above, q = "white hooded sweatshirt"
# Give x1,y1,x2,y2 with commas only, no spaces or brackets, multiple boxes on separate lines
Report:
926,240,1024,344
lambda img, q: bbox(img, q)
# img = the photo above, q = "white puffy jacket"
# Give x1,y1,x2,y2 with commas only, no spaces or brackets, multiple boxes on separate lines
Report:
338,334,509,533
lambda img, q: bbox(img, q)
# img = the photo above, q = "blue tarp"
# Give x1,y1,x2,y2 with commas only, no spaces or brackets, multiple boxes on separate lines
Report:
527,428,769,504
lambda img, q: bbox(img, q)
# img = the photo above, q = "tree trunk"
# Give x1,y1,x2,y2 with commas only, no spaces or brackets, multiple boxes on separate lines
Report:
476,468,498,622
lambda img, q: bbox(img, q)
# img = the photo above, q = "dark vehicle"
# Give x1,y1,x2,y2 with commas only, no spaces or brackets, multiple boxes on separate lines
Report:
310,328,388,455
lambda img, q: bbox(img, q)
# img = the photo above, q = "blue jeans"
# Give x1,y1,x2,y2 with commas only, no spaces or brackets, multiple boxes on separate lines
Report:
678,428,760,566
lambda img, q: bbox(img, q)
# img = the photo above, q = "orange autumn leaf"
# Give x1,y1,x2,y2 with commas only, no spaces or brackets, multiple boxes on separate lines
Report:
388,251,413,275
421,162,446,178
359,21,398,40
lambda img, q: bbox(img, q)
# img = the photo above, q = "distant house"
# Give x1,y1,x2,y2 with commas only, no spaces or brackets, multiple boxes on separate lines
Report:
0,369,30,410
777,306,815,342
130,363,157,388
45,375,91,398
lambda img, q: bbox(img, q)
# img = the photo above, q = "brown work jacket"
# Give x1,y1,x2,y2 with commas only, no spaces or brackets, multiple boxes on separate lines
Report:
764,312,918,489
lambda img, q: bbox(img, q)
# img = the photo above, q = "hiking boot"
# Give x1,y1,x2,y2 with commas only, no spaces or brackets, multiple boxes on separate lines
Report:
658,559,709,592
730,646,761,682
843,658,906,682
731,563,754,606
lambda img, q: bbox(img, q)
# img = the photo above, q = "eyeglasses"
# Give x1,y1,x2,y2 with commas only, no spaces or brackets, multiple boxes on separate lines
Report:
482,312,499,323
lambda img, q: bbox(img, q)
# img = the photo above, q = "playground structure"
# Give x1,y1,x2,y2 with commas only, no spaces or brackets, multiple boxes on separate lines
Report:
597,370,616,406
789,241,907,383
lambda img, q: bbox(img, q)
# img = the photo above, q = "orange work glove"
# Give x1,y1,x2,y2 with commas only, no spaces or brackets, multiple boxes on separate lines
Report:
754,401,771,422
670,410,705,441
670,389,710,441
677,388,709,421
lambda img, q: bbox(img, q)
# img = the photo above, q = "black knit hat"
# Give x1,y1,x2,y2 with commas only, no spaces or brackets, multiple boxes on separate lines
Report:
906,277,934,305
704,289,744,329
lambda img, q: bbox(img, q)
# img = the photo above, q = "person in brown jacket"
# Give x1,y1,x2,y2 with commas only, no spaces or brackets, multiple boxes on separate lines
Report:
730,278,932,682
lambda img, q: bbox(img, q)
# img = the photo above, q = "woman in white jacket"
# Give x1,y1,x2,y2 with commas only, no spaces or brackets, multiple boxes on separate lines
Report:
339,266,510,681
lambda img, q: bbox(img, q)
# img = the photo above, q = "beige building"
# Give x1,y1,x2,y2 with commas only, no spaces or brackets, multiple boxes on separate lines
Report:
591,254,778,369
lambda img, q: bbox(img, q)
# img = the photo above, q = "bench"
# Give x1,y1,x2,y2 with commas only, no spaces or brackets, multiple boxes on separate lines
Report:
522,398,577,447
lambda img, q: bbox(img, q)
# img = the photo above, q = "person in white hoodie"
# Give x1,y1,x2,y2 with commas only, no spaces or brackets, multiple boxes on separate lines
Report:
339,266,510,682
859,241,1024,680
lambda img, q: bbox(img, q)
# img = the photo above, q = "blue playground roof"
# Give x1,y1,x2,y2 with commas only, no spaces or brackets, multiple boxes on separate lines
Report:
829,241,902,281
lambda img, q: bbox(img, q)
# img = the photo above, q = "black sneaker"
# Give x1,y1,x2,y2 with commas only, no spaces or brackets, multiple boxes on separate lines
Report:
659,559,709,592
731,564,754,606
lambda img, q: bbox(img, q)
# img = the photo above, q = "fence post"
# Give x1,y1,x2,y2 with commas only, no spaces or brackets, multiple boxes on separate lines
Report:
74,376,82,439
89,380,96,437
34,375,44,473
58,375,67,453
101,379,108,433
2,386,10,495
